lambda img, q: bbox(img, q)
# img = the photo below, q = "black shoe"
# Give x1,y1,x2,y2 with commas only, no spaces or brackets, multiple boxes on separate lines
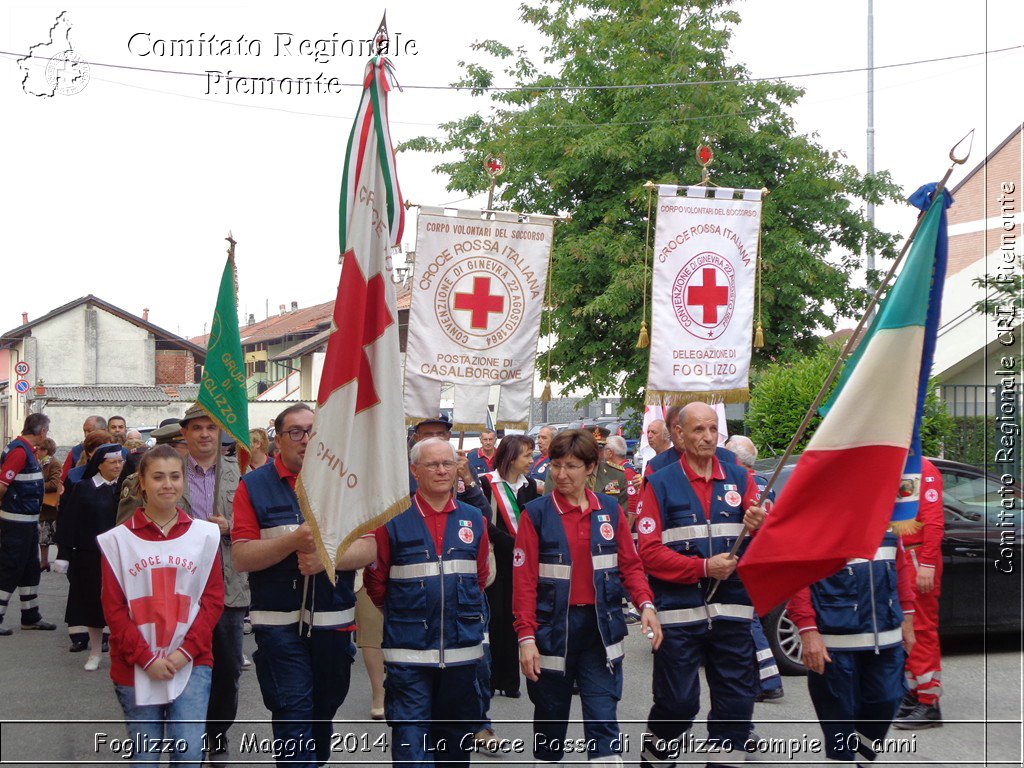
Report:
896,690,918,719
503,689,522,699
893,702,942,730
102,636,109,653
0,626,11,637
21,620,56,631
69,639,89,652
755,687,785,702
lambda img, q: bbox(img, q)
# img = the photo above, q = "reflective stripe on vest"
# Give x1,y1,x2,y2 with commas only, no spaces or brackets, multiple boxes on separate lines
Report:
592,553,618,570
382,643,484,666
538,563,571,580
13,472,43,482
250,607,356,628
0,511,39,523
847,546,897,564
662,523,707,544
260,524,299,540
389,559,477,580
659,603,755,626
820,626,903,650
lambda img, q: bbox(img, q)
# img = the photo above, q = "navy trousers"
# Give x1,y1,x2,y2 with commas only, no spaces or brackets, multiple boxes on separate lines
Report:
0,520,42,626
643,620,756,767
252,626,355,768
807,645,905,762
527,607,624,762
750,618,782,693
385,662,481,767
207,606,246,747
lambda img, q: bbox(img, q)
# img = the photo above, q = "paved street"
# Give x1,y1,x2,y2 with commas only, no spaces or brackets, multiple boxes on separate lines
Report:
0,570,1019,766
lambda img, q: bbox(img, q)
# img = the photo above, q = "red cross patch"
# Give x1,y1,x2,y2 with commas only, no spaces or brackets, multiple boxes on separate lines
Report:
459,527,474,544
924,488,939,503
512,547,526,567
637,517,656,536
600,522,615,541
724,490,742,507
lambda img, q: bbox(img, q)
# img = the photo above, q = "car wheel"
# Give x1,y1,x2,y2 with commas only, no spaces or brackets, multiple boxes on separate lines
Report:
763,604,807,676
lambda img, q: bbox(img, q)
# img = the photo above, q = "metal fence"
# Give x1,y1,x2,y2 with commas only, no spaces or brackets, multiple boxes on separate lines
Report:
940,383,1022,478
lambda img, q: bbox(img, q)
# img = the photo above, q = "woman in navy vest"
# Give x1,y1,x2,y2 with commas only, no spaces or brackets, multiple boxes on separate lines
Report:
513,430,661,765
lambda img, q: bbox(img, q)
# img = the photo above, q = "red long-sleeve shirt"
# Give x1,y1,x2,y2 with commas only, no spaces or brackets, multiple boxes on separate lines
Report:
231,455,295,544
902,458,944,569
636,455,759,583
101,508,225,686
512,489,654,642
787,537,915,634
0,437,30,486
365,492,490,609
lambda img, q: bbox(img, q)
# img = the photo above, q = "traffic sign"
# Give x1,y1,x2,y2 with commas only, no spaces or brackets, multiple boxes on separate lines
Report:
14,361,29,377
14,380,30,394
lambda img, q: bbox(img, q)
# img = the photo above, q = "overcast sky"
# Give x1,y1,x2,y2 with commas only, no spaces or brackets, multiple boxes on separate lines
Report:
2,0,1020,340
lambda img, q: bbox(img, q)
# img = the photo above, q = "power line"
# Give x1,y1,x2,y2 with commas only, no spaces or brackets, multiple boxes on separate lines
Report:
1,43,1019,92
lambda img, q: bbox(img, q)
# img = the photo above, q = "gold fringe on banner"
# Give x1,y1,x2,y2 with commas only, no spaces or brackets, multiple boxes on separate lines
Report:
540,382,552,402
645,388,750,406
452,421,488,433
637,184,655,349
496,420,529,431
889,519,923,536
753,187,767,349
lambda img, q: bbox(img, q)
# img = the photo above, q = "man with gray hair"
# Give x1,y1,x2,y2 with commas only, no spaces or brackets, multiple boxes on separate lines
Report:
366,436,490,766
723,434,785,703
60,415,108,482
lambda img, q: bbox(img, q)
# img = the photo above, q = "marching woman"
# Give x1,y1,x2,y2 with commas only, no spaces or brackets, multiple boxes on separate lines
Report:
513,430,662,765
480,434,539,699
99,444,224,766
56,442,124,670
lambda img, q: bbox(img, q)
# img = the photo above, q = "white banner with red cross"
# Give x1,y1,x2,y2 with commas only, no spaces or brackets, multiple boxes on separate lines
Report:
646,185,762,405
404,208,554,431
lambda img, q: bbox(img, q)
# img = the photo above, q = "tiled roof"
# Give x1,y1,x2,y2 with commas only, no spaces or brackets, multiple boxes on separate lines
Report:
190,285,412,349
39,385,196,402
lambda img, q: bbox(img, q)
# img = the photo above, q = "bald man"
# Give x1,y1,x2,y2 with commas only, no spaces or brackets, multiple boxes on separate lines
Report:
636,403,765,768
643,405,737,480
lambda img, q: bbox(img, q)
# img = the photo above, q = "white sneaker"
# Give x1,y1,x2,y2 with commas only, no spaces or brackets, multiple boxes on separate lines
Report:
241,654,252,669
84,655,101,671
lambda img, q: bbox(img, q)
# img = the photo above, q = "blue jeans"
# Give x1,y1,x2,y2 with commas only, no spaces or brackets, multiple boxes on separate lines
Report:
113,664,212,767
207,606,245,746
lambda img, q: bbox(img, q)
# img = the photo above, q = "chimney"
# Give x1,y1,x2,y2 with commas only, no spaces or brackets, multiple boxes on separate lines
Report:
248,313,256,326
143,308,150,321
21,312,28,324
291,301,298,312
279,304,286,316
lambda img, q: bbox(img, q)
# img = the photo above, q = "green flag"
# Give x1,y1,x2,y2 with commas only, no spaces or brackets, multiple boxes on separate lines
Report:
198,239,250,469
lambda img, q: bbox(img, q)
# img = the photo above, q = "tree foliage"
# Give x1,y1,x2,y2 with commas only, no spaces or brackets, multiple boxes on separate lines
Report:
401,0,904,410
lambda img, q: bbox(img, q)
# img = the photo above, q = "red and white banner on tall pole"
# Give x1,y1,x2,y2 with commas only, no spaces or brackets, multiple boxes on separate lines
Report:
646,185,762,405
297,57,409,583
404,208,554,430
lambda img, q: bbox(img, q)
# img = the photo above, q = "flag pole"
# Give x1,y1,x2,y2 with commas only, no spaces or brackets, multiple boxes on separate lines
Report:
705,130,973,602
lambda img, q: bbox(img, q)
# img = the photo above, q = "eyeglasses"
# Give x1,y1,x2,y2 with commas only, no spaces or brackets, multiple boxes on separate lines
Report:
418,460,457,473
549,462,587,473
284,427,313,442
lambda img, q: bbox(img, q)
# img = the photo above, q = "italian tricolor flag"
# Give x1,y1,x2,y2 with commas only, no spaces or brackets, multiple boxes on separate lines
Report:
739,188,949,615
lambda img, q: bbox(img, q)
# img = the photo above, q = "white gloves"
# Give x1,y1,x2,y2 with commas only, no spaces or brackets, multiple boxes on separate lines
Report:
51,559,69,574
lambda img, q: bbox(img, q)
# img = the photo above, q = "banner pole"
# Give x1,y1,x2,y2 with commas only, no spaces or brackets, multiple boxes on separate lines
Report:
705,131,973,602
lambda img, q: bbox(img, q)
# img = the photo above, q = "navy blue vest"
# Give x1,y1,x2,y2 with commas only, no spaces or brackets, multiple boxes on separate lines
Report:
524,492,628,672
810,531,905,652
240,462,355,630
646,445,737,477
381,500,485,667
645,458,754,626
0,438,44,522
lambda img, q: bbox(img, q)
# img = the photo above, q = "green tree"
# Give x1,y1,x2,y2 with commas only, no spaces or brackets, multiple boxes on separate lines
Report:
402,0,903,411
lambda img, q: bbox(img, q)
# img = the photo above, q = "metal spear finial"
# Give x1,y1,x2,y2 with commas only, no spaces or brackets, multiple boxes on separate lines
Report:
373,13,389,56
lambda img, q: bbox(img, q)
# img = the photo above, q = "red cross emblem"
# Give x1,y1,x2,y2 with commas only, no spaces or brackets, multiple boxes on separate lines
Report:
321,251,394,412
687,267,730,325
453,276,505,330
484,154,506,178
129,568,191,648
512,547,526,568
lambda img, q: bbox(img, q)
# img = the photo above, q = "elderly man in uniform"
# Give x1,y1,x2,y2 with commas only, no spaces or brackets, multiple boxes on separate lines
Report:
644,406,736,479
234,403,376,768
0,413,58,635
366,437,490,767
636,402,764,768
467,429,498,477
528,425,556,488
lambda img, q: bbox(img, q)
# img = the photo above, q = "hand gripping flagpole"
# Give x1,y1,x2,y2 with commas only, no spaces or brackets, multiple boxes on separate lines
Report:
705,130,973,603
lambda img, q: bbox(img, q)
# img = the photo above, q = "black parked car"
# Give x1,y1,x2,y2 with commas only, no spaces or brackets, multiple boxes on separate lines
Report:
752,456,1023,675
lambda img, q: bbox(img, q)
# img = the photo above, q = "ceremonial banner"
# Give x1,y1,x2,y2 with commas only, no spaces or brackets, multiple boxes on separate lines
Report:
297,57,408,583
646,185,761,404
197,244,250,470
404,208,554,430
738,186,950,614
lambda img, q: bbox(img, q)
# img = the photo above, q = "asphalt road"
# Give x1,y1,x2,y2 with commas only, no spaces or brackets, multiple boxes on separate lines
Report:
0,570,1020,767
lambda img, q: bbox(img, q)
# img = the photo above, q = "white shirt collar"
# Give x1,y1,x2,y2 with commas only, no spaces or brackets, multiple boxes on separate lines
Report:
92,474,115,487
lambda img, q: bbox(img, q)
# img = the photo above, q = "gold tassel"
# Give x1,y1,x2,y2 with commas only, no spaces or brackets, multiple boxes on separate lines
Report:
540,382,552,402
889,519,923,536
636,321,650,349
754,323,764,349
